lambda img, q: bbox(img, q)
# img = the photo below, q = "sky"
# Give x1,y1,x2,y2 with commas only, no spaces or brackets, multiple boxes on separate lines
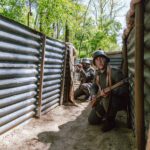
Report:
116,0,131,46
117,0,131,28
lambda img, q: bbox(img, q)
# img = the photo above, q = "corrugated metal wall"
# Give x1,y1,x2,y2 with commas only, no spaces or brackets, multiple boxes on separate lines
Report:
123,0,150,140
0,15,65,134
41,38,65,114
126,28,136,135
0,15,41,135
108,54,122,69
144,0,150,139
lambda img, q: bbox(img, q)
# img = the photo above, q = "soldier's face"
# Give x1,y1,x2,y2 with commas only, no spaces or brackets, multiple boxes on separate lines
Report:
95,56,107,70
86,64,90,68
82,63,90,69
82,62,86,68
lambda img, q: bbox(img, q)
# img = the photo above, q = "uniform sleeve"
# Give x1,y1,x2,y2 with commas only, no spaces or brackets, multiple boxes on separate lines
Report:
80,68,95,81
75,67,80,73
90,71,98,96
111,69,128,96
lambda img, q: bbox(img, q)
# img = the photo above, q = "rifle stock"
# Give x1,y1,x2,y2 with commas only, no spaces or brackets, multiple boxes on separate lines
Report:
90,77,128,107
103,78,128,94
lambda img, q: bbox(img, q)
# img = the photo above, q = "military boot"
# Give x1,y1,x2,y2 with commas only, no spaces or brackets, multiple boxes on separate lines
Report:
101,117,115,132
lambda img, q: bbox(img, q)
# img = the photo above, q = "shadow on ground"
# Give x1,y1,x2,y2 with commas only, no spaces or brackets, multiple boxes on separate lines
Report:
37,102,136,150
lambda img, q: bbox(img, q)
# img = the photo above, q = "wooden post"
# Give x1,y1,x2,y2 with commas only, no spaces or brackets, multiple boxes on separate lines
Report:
37,34,46,118
135,1,145,150
60,44,67,105
106,50,122,56
122,38,128,77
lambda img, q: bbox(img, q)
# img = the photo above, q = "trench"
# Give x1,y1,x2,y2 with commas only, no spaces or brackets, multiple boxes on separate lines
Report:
0,99,136,150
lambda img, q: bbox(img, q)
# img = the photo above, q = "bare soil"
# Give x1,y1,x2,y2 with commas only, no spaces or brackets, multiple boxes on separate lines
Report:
0,101,136,150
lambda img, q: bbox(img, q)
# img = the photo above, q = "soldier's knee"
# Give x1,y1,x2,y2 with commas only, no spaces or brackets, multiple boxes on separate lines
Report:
111,96,127,111
80,84,87,90
80,84,89,95
88,109,102,125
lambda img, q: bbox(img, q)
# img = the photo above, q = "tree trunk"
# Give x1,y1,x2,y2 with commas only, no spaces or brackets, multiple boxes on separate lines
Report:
40,13,42,32
78,34,84,58
78,0,92,57
57,22,60,39
51,23,55,38
27,0,32,27
65,20,69,42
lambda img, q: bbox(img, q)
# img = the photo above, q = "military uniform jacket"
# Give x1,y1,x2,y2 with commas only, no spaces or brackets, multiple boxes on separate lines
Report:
91,66,128,97
76,66,95,83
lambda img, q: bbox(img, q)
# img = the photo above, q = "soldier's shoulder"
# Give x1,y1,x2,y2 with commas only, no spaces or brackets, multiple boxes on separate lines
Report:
89,66,95,71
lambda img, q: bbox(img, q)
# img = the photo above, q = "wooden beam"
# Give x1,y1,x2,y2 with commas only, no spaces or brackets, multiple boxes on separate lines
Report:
134,1,145,150
37,34,46,118
60,43,67,105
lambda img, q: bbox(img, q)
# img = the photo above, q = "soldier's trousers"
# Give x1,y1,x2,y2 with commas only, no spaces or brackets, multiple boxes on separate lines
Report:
74,83,92,99
88,94,128,125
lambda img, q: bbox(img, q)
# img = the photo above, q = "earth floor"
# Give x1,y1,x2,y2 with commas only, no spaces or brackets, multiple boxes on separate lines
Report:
0,101,136,150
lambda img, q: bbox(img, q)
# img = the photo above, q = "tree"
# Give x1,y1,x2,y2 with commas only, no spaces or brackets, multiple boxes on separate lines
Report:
0,0,27,24
0,0,124,58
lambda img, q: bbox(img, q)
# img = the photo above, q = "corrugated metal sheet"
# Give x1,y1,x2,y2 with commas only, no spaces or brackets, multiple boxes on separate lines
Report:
0,15,41,135
144,0,150,139
123,0,150,143
0,15,66,134
126,28,136,136
41,37,65,114
108,54,122,69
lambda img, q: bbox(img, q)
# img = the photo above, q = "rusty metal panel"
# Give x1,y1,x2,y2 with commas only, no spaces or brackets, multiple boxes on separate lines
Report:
144,0,150,139
126,28,136,135
41,37,65,114
0,15,42,135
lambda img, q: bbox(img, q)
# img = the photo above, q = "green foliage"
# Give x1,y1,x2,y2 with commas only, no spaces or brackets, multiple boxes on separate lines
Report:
0,0,27,24
89,17,121,54
0,0,123,58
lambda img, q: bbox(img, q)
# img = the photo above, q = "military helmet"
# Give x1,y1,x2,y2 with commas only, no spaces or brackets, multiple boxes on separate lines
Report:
82,58,90,64
92,49,110,65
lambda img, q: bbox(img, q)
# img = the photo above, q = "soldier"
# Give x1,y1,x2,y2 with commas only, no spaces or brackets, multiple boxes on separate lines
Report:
74,58,95,101
88,49,128,132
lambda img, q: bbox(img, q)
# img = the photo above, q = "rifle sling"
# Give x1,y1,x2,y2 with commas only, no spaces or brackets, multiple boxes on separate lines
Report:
106,66,112,116
108,65,112,90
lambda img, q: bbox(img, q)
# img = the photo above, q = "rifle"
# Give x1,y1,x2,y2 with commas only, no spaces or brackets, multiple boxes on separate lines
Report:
90,77,129,107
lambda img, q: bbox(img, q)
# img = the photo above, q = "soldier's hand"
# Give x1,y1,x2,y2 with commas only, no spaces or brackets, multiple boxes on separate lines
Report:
100,90,109,98
91,95,96,102
77,64,83,70
91,95,96,107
